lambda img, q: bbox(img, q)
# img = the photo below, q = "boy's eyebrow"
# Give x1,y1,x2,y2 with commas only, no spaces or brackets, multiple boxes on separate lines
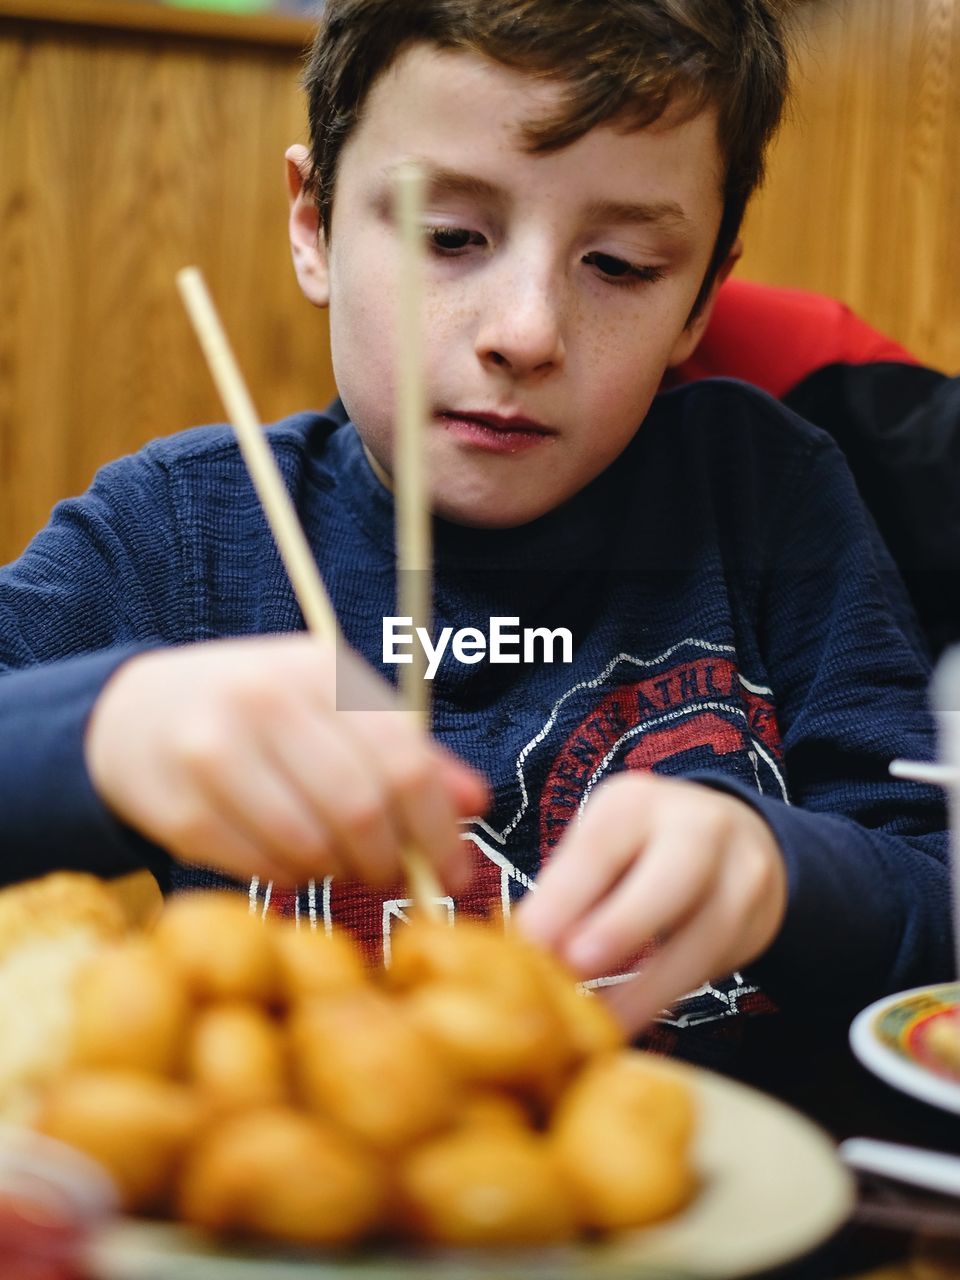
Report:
401,163,506,208
582,198,693,231
388,164,693,233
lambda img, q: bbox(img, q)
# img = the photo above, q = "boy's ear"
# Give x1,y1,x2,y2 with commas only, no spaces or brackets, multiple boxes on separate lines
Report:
286,144,329,309
665,238,742,368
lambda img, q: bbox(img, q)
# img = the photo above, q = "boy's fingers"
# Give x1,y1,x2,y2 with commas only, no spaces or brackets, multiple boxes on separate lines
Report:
264,713,403,886
561,836,719,978
599,895,730,1034
384,754,468,890
276,716,476,891
515,834,630,950
183,743,348,885
338,711,472,889
162,797,316,890
515,774,657,948
393,750,481,892
599,846,780,1035
435,753,491,819
91,637,483,894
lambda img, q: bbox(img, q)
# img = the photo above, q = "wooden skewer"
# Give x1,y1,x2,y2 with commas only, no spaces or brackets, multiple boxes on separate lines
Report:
394,163,433,726
392,166,447,919
391,166,449,917
176,265,443,915
177,268,338,643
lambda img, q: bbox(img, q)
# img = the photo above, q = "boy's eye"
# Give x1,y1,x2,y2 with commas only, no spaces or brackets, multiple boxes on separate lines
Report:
427,226,486,252
583,251,666,285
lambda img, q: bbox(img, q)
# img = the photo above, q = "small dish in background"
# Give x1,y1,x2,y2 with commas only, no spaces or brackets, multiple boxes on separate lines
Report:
850,983,960,1114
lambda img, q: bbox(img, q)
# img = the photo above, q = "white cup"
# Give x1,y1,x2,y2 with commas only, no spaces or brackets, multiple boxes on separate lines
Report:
932,647,960,979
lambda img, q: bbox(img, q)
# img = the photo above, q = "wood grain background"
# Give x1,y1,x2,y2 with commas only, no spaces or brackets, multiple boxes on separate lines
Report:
0,0,958,563
0,12,333,561
741,0,960,372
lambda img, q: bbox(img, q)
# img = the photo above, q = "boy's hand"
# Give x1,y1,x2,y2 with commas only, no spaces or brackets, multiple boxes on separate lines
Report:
85,635,488,889
515,772,787,1036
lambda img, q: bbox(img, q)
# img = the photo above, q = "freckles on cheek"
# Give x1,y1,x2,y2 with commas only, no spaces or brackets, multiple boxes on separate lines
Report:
579,323,664,428
342,296,396,386
423,293,470,365
579,319,641,387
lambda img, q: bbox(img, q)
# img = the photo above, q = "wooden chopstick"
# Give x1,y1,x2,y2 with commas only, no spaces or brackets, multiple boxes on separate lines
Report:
176,265,443,916
391,163,449,917
393,163,433,727
177,268,339,643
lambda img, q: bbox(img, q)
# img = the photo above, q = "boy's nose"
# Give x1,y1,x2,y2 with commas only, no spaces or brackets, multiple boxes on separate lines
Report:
475,280,566,378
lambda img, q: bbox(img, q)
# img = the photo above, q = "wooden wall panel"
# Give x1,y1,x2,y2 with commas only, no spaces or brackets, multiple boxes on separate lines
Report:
0,18,335,562
741,0,960,373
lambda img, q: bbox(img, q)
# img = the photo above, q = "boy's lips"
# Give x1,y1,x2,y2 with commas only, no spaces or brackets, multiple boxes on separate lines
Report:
436,410,555,454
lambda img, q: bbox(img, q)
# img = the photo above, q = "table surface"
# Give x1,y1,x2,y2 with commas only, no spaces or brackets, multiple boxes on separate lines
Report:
745,1038,960,1280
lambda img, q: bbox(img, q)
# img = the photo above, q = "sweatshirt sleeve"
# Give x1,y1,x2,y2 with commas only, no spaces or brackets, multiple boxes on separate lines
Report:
0,449,182,882
711,435,951,1017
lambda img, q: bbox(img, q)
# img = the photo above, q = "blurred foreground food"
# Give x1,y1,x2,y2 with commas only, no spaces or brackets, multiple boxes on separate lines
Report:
5,877,697,1248
0,874,129,1123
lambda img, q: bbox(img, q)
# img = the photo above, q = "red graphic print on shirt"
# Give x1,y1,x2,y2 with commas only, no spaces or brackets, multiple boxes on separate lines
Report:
539,655,783,856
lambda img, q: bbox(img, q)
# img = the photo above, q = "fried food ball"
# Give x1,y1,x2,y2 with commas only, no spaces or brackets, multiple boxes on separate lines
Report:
456,1091,534,1133
273,922,367,1005
388,920,574,1098
562,1051,696,1151
36,1070,201,1213
291,988,456,1150
523,947,625,1063
185,1002,287,1112
398,1125,577,1246
550,1052,696,1231
404,980,560,1090
554,1120,694,1232
0,873,139,1124
176,1106,385,1246
70,941,190,1077
386,918,528,996
0,872,127,963
151,893,278,1004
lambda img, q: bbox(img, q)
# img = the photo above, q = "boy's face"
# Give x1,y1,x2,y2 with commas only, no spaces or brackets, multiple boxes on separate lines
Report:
290,45,727,528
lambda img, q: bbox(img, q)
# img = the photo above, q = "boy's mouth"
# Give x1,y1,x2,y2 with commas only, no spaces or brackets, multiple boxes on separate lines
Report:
437,410,555,454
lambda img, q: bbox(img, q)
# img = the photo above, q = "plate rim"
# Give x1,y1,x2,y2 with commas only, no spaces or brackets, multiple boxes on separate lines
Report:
849,982,960,1114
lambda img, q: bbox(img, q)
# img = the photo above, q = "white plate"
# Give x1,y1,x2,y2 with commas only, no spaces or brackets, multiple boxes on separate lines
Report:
84,1058,853,1280
850,982,960,1115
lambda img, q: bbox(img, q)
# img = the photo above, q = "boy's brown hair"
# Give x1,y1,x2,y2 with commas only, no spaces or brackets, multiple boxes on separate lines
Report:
303,0,789,317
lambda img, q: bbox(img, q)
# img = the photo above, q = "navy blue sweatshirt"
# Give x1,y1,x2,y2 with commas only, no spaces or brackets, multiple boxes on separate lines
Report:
0,380,950,1071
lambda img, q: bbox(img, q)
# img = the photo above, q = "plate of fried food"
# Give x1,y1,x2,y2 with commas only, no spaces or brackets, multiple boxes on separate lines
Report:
0,874,852,1279
850,983,960,1115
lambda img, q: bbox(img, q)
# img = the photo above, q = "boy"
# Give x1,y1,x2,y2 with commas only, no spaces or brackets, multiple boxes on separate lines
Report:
0,0,950,1077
